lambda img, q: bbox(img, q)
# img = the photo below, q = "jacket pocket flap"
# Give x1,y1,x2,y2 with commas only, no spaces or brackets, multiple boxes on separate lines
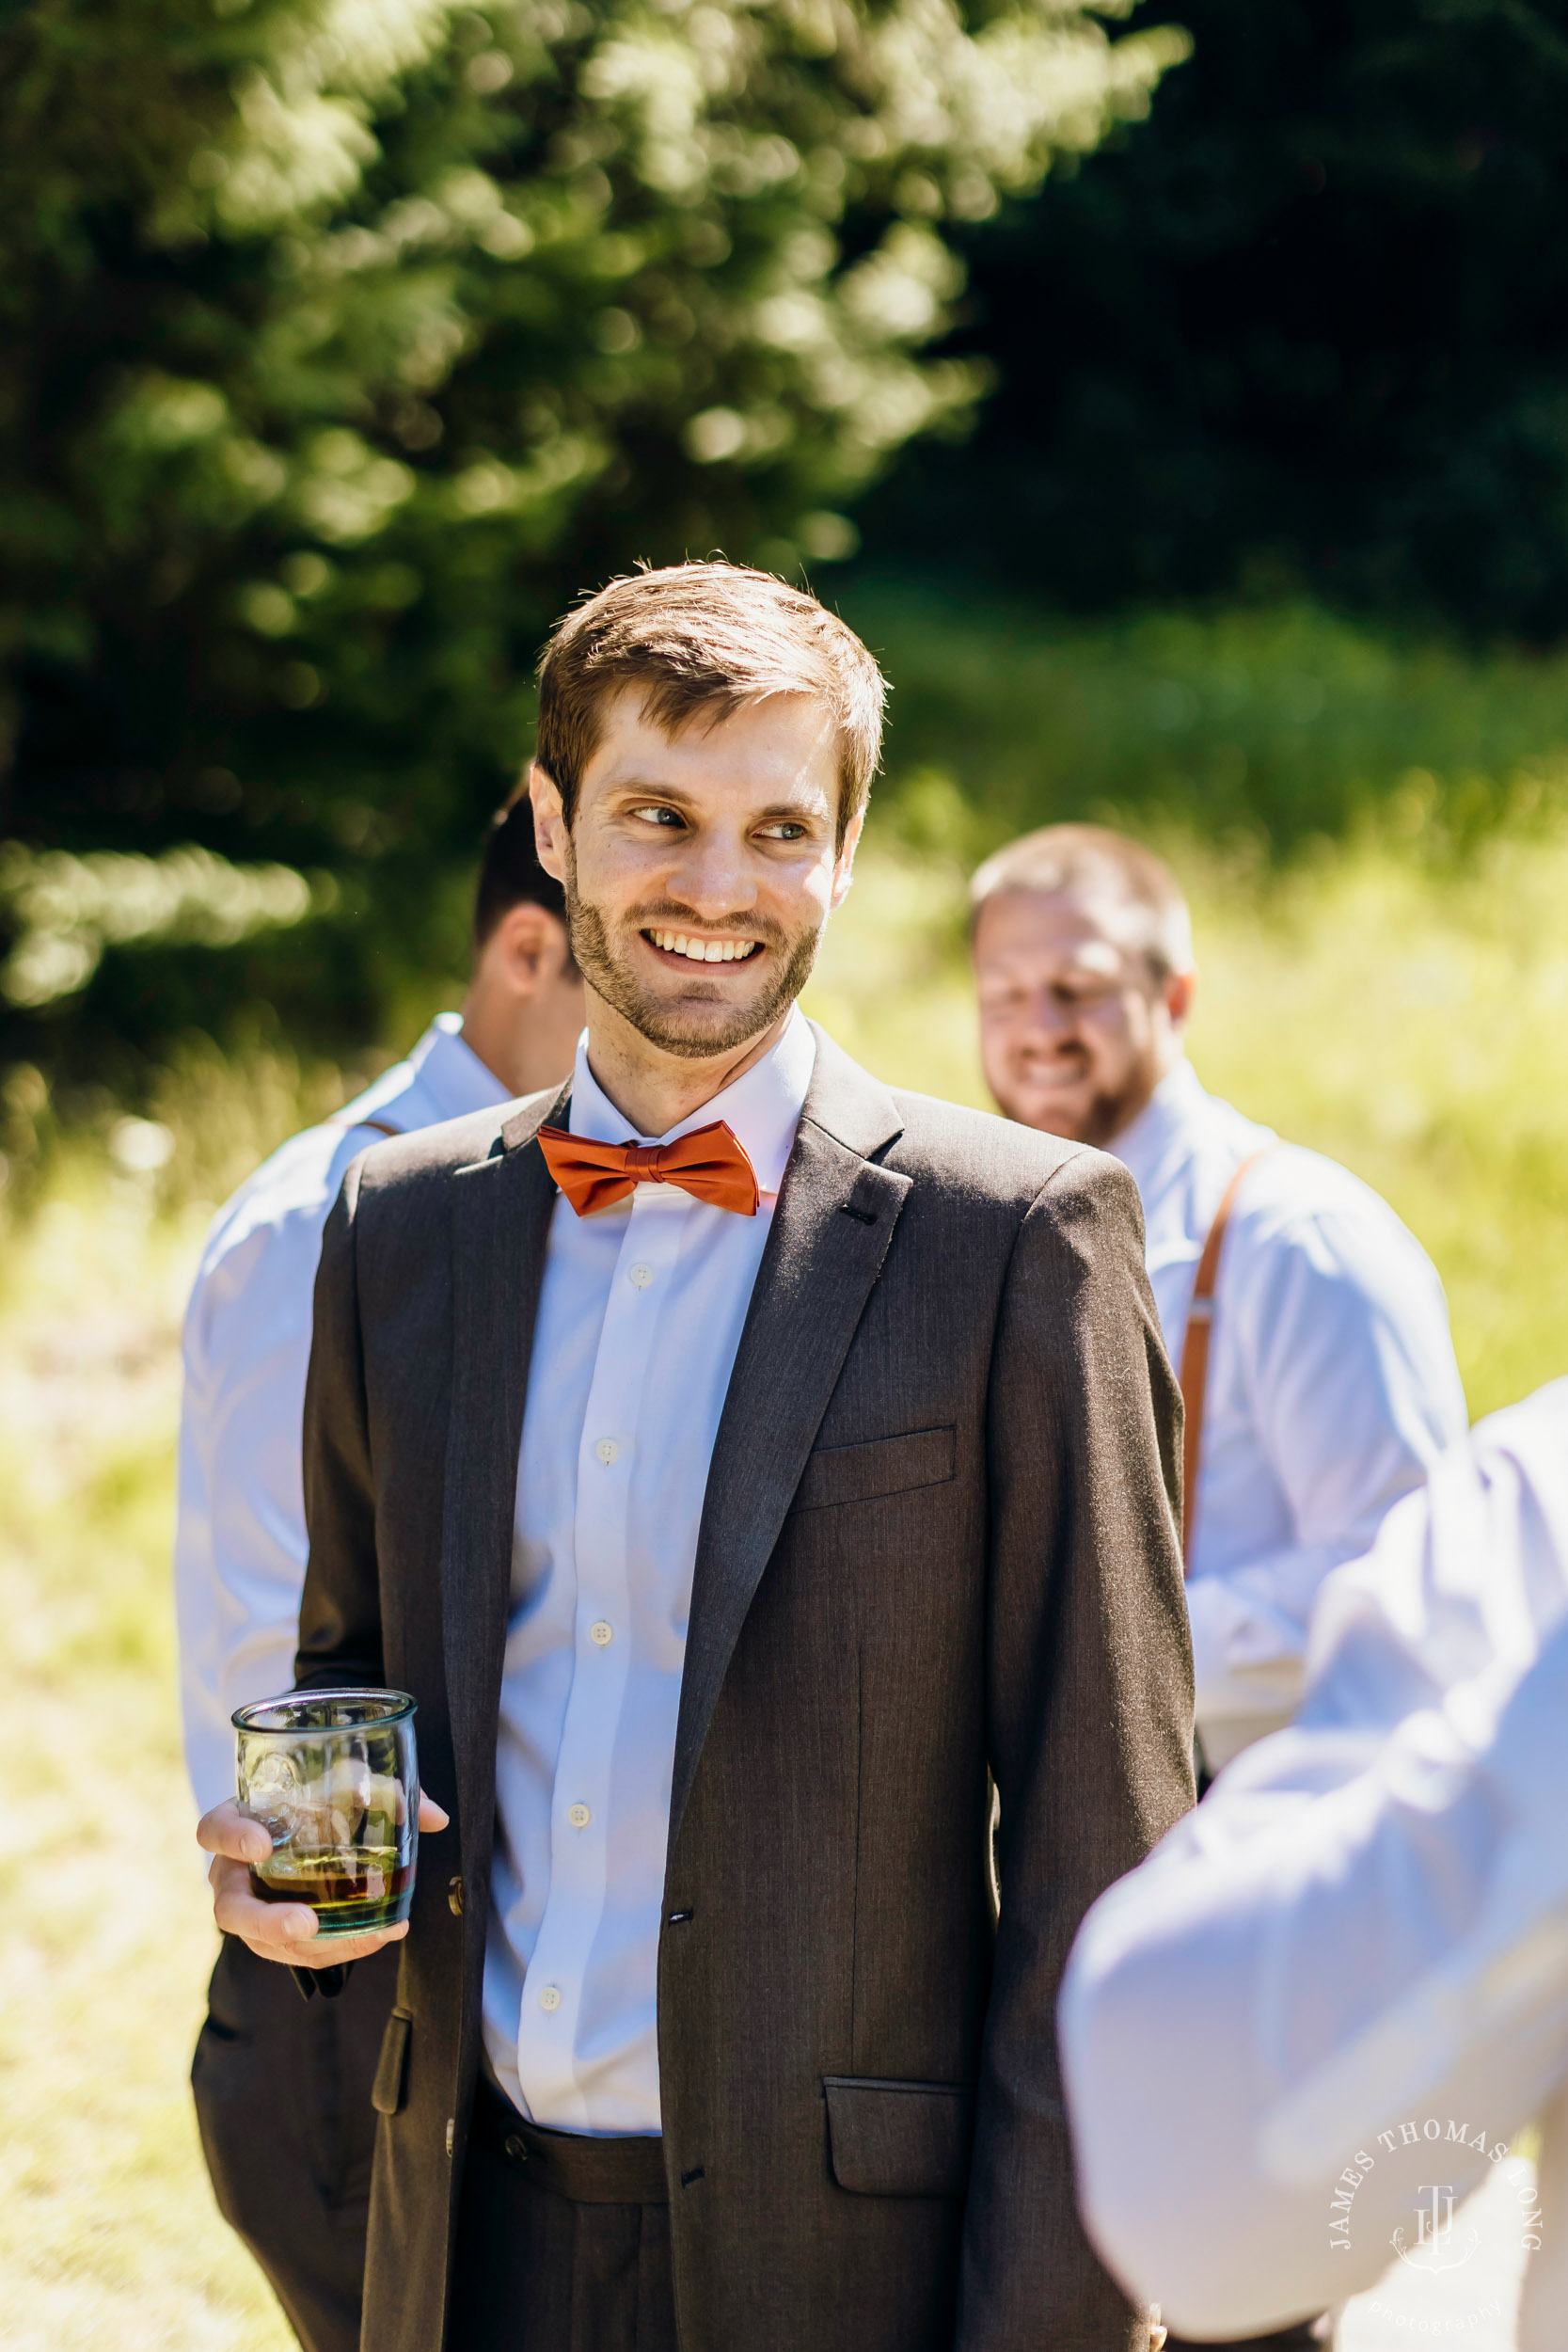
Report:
793,1426,957,1514
823,2075,975,2197
372,2007,413,2116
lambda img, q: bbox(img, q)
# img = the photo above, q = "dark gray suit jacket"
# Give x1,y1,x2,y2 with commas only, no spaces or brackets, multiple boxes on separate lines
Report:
295,1027,1194,2352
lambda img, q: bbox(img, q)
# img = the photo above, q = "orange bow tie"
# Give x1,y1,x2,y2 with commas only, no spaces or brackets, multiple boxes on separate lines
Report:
537,1120,759,1218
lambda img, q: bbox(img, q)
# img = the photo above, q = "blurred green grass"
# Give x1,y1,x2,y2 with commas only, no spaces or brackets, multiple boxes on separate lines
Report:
2,814,1564,2342
852,583,1568,858
0,1177,293,2351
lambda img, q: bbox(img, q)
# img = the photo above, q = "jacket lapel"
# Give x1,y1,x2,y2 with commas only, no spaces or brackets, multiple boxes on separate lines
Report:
669,1030,911,1850
441,1083,568,1870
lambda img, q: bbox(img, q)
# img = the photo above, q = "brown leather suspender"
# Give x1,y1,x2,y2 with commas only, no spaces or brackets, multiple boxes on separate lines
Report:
1178,1150,1270,1573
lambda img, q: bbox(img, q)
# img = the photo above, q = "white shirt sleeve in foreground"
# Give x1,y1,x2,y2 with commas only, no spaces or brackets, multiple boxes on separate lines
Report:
1059,1381,1568,2343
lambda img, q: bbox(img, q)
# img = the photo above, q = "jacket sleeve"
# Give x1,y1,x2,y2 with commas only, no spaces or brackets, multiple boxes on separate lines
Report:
958,1147,1194,2352
294,1160,387,1692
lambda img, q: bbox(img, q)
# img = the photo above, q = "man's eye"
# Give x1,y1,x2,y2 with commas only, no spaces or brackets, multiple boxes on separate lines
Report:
757,821,808,841
628,804,683,828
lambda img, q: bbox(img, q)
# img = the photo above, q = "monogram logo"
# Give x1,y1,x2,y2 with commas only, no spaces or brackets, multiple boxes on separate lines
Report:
1390,2182,1481,2274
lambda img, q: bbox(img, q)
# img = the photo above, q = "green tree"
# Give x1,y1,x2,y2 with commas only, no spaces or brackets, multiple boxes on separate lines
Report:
0,0,1184,1073
863,0,1568,640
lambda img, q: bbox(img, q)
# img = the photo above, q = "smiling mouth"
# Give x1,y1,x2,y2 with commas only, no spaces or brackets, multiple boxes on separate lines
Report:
643,928,763,965
1016,1055,1093,1092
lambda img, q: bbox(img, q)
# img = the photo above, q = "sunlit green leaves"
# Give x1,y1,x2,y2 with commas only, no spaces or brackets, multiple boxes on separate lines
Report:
0,0,1182,1071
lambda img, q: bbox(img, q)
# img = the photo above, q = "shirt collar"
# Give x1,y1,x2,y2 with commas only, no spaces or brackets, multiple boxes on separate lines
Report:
405,1013,513,1124
568,1004,816,1203
1108,1056,1211,1198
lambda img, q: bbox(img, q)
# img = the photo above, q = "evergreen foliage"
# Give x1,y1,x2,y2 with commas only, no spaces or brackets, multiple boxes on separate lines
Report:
0,0,1178,1069
863,0,1568,638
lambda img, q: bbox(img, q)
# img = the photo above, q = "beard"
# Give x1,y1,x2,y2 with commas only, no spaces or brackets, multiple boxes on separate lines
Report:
1074,1073,1153,1148
562,850,824,1061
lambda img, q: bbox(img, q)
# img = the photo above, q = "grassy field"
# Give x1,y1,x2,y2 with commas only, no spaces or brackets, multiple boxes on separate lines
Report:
851,581,1568,857
0,1175,295,2350
1,818,1564,2343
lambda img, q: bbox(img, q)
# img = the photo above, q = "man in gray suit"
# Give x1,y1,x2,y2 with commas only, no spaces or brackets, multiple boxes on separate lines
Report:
198,562,1194,2352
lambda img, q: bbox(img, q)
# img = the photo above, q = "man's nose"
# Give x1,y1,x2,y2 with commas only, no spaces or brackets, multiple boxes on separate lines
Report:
1028,990,1084,1041
668,831,756,917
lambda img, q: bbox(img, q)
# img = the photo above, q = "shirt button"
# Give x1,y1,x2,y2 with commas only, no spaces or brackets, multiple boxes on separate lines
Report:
539,1985,562,2013
590,1620,613,1647
628,1263,654,1287
567,1803,591,1830
594,1438,619,1466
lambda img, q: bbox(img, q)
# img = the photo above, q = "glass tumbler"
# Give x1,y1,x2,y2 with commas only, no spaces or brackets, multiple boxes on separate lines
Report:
233,1689,420,1938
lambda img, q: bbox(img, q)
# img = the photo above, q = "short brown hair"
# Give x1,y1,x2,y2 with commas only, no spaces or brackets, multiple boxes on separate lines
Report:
472,789,568,950
534,562,886,846
970,823,1195,979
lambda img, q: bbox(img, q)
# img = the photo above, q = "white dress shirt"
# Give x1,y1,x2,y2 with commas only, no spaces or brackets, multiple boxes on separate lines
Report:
1059,1380,1568,2349
175,1016,509,1818
1110,1057,1468,1764
482,1008,816,2137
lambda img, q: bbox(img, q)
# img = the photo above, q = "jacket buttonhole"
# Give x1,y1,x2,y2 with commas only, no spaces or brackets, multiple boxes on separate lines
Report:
680,2166,705,2187
838,1202,877,1225
666,1908,693,1925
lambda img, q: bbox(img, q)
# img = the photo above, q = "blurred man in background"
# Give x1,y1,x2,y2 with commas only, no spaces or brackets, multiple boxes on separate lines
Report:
970,822,1467,1782
970,825,1469,2352
175,799,584,2352
1060,1378,1568,2352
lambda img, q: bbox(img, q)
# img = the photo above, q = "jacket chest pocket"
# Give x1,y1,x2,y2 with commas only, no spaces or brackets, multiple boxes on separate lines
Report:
823,2075,975,2197
792,1425,957,1514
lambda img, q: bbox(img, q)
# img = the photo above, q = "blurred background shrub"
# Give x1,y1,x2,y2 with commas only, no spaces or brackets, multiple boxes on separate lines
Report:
9,0,1568,1091
0,0,1180,1078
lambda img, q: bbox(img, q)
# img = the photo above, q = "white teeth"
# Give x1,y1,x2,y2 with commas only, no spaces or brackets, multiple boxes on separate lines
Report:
647,930,757,962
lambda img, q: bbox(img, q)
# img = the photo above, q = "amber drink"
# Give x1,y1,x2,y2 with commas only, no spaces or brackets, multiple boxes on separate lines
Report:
233,1690,419,1938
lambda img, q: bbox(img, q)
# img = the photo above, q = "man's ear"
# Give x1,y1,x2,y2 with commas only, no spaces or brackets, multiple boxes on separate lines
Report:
1164,966,1197,1029
478,901,563,1001
829,806,865,910
528,760,568,884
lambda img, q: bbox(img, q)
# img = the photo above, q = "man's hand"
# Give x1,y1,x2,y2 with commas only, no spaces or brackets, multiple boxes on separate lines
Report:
198,1793,451,1968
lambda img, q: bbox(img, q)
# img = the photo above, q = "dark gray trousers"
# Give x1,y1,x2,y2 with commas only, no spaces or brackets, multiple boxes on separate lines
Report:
192,1934,399,2352
451,2083,677,2352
